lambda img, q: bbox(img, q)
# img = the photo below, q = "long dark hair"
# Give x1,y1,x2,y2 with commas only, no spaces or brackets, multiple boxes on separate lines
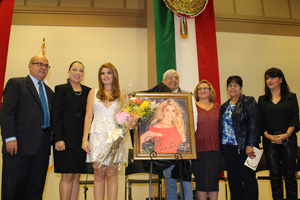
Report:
264,67,290,101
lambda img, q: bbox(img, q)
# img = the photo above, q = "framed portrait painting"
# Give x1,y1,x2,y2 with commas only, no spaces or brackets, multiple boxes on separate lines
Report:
133,92,196,160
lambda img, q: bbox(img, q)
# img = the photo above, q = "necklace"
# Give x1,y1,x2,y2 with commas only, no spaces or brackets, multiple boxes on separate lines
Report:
203,103,211,110
203,105,209,110
197,101,212,110
75,90,82,96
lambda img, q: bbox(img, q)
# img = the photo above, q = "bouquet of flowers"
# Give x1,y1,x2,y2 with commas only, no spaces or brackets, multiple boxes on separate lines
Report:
94,94,159,169
93,128,126,169
116,95,159,126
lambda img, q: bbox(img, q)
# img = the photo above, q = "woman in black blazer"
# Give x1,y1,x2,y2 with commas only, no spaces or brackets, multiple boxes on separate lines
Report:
219,76,261,200
52,61,91,200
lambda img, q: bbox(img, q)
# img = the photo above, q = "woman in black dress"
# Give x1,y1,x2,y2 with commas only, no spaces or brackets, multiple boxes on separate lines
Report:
258,67,299,200
52,61,91,200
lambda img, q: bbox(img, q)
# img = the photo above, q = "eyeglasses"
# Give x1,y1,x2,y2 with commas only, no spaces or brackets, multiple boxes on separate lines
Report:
197,87,210,91
228,83,240,88
32,62,50,69
167,76,179,80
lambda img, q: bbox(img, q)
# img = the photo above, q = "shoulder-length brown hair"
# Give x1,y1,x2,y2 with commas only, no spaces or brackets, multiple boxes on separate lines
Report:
96,62,121,101
193,80,216,102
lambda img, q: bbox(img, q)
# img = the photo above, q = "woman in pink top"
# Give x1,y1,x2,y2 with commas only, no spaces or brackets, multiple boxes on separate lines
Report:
140,98,185,153
191,80,222,200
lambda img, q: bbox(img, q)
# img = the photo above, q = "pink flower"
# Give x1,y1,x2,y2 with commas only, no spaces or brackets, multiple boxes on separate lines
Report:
136,98,142,104
132,97,142,105
115,111,131,125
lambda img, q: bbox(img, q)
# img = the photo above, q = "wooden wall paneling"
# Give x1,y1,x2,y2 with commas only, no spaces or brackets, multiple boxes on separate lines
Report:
232,0,237,14
215,14,300,36
213,0,235,15
126,0,145,10
290,0,300,19
263,0,290,18
14,0,25,6
10,0,300,36
94,0,124,9
12,6,146,28
60,0,91,8
235,0,263,16
27,0,58,6
260,0,265,17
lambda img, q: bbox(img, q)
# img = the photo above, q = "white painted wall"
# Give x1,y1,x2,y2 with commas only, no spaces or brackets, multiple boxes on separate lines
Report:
217,32,300,104
1,25,300,200
2,25,148,200
4,25,148,92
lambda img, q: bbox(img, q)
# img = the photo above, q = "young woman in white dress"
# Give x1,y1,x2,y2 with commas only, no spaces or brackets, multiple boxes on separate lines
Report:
82,62,126,200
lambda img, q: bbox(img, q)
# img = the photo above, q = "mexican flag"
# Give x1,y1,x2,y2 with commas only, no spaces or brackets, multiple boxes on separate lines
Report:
0,0,15,108
154,0,220,103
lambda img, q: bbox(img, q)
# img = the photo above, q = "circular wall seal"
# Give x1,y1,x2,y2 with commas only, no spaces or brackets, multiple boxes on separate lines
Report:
163,0,208,17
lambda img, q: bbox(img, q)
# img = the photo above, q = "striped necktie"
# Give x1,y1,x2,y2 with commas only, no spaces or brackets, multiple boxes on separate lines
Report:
38,81,49,128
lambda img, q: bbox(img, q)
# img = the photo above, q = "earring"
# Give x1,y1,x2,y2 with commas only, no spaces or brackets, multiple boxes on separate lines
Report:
161,114,164,119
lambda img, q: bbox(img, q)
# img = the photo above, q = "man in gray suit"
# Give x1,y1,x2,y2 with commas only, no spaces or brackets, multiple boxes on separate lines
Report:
0,55,54,200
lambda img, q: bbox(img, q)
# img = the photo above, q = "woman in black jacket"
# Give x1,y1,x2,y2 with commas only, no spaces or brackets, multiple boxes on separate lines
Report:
258,67,299,200
219,76,261,200
52,61,91,200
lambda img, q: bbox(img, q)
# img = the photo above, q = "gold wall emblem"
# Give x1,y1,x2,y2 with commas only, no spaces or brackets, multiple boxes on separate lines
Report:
164,0,208,17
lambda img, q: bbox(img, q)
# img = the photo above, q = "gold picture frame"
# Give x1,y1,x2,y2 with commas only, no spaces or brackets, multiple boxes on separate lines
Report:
133,92,196,160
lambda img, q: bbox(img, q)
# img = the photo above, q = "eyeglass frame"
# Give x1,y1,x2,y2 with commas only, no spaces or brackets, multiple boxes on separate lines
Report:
31,62,51,69
166,75,179,80
197,87,211,91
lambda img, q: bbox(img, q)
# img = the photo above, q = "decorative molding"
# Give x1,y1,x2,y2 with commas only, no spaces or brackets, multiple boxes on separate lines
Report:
13,5,146,16
11,4,300,36
215,14,300,26
215,13,300,36
12,5,147,28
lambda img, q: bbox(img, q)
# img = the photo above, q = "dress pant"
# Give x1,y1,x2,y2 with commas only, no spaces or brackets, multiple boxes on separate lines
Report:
164,165,193,200
223,145,258,200
263,137,298,200
2,129,50,200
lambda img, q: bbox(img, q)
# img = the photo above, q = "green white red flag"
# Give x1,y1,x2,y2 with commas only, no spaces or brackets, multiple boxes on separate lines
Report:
154,0,220,103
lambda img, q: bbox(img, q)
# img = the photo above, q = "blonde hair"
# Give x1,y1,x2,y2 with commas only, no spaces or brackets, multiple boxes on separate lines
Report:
193,80,216,102
150,99,186,142
96,62,121,102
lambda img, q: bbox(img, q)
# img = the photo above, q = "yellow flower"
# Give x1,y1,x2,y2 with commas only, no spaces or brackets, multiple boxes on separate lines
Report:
140,111,146,117
123,108,129,113
134,106,140,115
140,101,149,110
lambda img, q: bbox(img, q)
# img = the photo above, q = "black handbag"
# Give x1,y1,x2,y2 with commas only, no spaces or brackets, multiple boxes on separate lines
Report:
171,160,192,181
142,160,176,173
